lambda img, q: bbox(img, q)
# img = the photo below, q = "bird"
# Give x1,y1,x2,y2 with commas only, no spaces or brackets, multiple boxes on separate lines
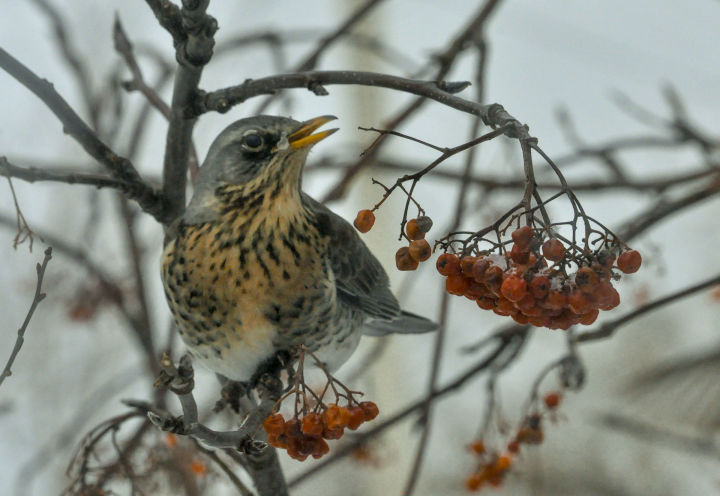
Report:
161,115,437,385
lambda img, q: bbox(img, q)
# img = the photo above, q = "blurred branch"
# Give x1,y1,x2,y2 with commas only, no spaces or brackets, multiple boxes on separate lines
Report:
0,47,164,220
0,247,52,389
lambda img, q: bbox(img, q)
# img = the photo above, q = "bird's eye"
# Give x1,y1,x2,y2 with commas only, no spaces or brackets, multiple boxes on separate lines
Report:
241,132,264,152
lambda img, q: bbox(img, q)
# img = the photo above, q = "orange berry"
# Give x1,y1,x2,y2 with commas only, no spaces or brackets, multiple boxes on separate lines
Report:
359,401,379,421
483,265,504,294
353,209,375,233
263,413,286,436
408,239,432,262
347,406,365,430
596,280,620,310
543,289,567,311
501,276,527,302
495,455,512,472
496,296,515,314
579,308,599,325
617,250,642,273
460,256,477,276
512,312,529,325
405,219,425,240
469,440,486,454
568,290,594,315
311,438,330,459
529,275,550,299
542,239,565,262
472,258,490,282
511,226,534,248
321,425,344,440
476,297,496,310
301,413,324,437
507,440,520,454
324,404,350,429
395,246,419,271
436,253,461,276
446,274,470,296
544,392,562,409
465,473,484,491
464,281,488,300
509,244,530,264
283,417,302,438
575,267,599,293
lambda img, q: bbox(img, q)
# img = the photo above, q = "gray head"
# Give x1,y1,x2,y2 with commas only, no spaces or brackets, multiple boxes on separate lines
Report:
184,115,337,224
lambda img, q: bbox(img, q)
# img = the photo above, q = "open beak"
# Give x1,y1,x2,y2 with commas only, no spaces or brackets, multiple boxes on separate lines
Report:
288,115,338,149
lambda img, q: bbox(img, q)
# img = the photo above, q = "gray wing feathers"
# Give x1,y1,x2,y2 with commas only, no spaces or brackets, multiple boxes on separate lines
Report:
303,194,400,321
363,310,439,336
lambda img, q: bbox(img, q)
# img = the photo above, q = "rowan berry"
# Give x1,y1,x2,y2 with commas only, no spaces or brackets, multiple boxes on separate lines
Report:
509,244,530,264
408,239,432,262
617,249,642,273
460,256,477,276
575,267,599,293
415,215,433,233
359,401,379,421
476,297,496,310
507,440,520,454
483,265,504,293
353,209,375,233
436,253,461,276
511,225,534,248
496,297,515,314
596,280,620,310
579,308,599,325
543,290,567,311
395,246,419,271
311,438,330,459
501,276,527,302
464,281,488,300
568,290,593,315
405,219,425,240
495,455,512,472
321,425,344,440
466,473,484,491
347,406,365,430
284,417,302,438
471,258,490,282
543,392,562,409
529,275,550,299
512,312,530,325
301,413,324,437
324,404,351,429
263,413,286,436
542,239,565,262
446,274,470,296
469,440,486,454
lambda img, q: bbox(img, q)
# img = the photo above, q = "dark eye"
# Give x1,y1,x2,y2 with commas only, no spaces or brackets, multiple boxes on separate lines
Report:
242,132,263,152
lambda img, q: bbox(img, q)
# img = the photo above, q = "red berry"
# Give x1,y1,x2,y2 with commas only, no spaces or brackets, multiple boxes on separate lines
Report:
544,392,562,409
460,256,477,276
501,276,527,302
529,275,550,299
511,226,534,248
347,406,365,430
542,239,565,262
263,413,285,436
575,267,599,293
395,247,419,271
408,239,432,262
617,250,642,274
436,253,461,276
301,413,324,437
509,244,530,264
472,258,490,282
353,209,375,233
359,401,379,421
446,274,470,296
579,308,599,325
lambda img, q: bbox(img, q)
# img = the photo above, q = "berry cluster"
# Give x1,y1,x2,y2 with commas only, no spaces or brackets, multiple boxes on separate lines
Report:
437,226,641,329
465,391,562,492
395,217,433,271
263,402,379,461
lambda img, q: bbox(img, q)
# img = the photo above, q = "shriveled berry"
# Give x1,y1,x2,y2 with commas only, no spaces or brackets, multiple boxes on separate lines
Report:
395,247,419,271
405,219,425,240
529,275,550,299
324,404,351,429
408,239,431,262
543,392,562,409
579,308,599,325
284,418,302,438
347,406,365,430
501,276,527,302
415,215,433,233
359,401,379,421
509,244,530,264
472,258,490,282
469,440,485,454
436,253,461,276
542,239,565,262
617,250,642,273
460,256,477,276
575,267,599,293
301,413,324,437
483,265,504,293
446,274,470,296
263,413,286,436
511,226,534,248
353,209,375,233
311,438,330,459
321,425,344,440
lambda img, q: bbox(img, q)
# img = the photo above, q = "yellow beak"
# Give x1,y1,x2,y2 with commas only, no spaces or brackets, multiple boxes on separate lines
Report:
288,115,338,149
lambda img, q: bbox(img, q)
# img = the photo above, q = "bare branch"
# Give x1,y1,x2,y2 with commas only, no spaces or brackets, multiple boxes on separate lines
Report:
0,47,164,220
0,247,52,389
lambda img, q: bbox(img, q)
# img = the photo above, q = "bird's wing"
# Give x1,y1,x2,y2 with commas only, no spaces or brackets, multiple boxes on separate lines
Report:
303,194,401,321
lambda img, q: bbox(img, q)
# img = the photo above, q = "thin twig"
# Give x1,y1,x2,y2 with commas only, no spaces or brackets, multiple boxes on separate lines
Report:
0,247,52,389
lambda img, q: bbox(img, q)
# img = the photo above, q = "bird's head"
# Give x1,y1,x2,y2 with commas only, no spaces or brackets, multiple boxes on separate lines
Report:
185,115,337,223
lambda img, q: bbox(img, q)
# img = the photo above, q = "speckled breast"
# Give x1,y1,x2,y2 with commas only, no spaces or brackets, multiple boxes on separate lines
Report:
160,195,358,381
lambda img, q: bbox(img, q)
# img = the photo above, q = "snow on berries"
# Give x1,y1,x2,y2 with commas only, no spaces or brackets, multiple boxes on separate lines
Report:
434,227,641,330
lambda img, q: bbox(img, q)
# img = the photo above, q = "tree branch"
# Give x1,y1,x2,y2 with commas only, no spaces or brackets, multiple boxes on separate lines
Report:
0,247,52,389
0,47,164,220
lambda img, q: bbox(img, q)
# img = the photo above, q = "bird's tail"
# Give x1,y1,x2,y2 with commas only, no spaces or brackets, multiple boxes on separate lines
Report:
363,310,439,336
